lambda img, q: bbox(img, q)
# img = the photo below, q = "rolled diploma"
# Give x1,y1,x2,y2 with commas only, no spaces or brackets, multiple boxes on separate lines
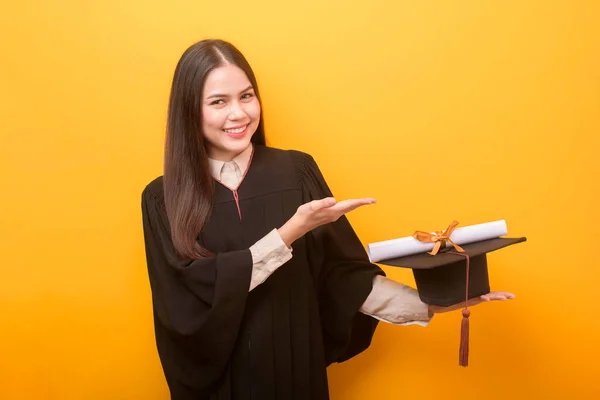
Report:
367,220,508,263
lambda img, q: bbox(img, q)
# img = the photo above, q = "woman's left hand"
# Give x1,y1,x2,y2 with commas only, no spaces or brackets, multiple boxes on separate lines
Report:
427,291,515,314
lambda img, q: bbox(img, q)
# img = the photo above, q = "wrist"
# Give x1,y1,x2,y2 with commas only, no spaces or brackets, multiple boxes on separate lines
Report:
278,215,306,248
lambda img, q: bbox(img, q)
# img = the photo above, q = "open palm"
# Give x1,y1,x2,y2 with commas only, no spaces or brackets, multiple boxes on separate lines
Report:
428,291,516,314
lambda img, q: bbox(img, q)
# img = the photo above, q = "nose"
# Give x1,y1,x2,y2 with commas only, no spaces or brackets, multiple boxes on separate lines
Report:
228,102,246,120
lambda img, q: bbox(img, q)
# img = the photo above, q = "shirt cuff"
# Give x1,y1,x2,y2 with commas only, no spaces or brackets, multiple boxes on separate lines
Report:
359,275,432,327
248,229,293,291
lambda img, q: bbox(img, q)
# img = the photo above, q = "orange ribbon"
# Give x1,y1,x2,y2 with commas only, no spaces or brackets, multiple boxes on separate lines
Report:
413,220,465,255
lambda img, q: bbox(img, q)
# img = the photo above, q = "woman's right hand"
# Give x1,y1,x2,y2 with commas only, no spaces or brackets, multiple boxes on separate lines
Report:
277,197,376,248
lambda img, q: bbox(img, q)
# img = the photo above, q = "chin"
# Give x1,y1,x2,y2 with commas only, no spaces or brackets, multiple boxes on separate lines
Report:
227,141,251,153
224,134,253,153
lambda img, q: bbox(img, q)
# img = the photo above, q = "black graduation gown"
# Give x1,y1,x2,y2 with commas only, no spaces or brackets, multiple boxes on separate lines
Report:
141,145,385,399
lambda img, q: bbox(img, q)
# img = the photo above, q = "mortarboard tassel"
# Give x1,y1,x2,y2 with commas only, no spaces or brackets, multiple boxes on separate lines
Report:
459,308,470,366
449,251,471,367
414,222,472,367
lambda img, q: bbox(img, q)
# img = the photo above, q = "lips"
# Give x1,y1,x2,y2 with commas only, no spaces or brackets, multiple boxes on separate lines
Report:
223,124,249,138
223,124,248,134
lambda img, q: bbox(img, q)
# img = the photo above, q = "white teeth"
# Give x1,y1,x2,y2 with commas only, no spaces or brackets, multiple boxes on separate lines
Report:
224,125,247,134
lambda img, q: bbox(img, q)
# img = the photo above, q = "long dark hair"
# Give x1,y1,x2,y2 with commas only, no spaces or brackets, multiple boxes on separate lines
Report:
164,39,266,259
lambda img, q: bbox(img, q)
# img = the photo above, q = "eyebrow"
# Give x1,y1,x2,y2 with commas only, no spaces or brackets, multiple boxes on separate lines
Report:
206,85,254,100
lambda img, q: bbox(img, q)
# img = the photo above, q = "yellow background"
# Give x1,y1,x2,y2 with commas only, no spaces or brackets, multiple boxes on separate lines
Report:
1,1,599,399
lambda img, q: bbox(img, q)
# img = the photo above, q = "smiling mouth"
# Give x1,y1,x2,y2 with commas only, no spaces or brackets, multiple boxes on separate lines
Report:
223,125,248,134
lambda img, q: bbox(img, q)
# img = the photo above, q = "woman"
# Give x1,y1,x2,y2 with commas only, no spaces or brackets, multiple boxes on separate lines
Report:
141,39,513,399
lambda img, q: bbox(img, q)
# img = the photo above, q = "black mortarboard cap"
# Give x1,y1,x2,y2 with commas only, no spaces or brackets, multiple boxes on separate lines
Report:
377,237,527,307
375,231,527,367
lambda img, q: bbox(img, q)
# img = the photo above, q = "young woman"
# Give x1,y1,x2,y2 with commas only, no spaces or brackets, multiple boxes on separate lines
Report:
141,39,513,400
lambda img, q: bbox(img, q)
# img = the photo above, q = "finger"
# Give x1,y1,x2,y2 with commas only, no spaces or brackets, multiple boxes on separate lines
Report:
330,198,377,213
335,198,376,207
490,291,516,299
310,197,337,211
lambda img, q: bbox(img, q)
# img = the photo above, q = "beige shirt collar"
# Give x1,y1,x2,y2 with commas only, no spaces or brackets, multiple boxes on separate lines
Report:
207,143,253,182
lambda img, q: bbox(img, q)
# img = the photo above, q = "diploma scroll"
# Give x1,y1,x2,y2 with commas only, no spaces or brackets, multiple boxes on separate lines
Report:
367,220,508,263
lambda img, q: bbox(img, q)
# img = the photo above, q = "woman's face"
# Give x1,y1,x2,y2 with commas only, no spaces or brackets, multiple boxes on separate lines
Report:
201,64,261,161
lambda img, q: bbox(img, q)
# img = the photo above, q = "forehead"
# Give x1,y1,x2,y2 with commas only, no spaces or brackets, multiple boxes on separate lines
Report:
203,64,252,96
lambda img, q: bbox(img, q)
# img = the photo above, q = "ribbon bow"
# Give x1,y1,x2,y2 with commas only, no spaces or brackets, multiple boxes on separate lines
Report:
413,220,465,255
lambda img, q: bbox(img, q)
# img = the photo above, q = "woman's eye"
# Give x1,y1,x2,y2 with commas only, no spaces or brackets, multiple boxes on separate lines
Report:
210,99,225,105
241,93,253,100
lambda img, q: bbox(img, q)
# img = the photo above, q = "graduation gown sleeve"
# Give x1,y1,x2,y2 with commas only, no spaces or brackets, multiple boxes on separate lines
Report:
141,180,252,394
291,151,386,365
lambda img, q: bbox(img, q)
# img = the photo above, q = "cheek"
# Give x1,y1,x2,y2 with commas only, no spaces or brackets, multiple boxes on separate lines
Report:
202,107,226,130
245,100,261,121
